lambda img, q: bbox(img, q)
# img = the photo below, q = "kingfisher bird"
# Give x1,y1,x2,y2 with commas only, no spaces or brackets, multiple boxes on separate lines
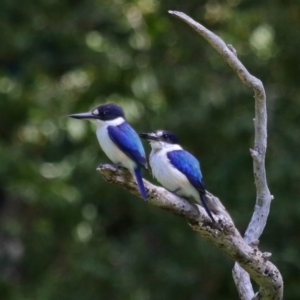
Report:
139,130,215,222
69,103,148,200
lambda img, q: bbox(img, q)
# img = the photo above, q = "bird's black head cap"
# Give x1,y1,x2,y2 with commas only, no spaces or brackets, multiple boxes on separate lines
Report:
139,130,179,144
92,103,125,121
158,130,179,144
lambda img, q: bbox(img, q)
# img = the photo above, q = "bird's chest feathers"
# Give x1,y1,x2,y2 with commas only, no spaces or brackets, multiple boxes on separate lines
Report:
96,124,131,167
150,149,189,191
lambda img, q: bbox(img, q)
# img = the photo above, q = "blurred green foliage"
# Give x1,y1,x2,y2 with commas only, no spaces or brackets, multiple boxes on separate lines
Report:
0,0,299,299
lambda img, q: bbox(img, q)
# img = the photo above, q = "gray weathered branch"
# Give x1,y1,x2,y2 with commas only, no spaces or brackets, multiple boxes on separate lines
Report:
168,10,282,300
98,164,283,300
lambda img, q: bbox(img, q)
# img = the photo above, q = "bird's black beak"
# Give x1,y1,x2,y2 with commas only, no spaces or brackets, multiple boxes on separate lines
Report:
139,132,159,141
68,112,97,120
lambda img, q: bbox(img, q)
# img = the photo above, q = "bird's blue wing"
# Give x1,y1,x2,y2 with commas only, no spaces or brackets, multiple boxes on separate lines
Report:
107,122,147,168
167,150,205,192
167,150,215,222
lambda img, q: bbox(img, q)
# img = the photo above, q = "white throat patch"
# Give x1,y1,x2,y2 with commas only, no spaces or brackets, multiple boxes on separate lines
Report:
93,116,125,128
149,140,182,151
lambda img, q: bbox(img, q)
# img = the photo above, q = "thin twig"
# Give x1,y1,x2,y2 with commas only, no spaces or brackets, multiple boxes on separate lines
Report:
168,10,281,300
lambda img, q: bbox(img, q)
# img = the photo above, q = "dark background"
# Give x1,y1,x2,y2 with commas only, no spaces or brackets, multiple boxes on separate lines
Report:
0,0,299,299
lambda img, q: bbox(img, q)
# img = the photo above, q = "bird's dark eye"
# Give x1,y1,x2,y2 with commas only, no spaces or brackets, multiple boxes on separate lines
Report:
163,134,168,138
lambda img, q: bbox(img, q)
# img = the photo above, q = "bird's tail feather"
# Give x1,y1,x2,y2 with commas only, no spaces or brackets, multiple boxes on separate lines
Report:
199,192,215,223
134,167,148,200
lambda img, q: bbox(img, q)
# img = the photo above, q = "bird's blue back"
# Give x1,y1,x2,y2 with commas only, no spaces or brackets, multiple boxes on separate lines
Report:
107,122,147,168
167,149,205,192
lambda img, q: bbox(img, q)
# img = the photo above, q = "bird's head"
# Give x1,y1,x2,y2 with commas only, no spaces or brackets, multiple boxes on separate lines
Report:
139,130,179,150
69,103,125,125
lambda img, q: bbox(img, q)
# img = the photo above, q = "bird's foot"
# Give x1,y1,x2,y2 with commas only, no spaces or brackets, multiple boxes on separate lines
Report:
170,188,181,196
113,163,124,175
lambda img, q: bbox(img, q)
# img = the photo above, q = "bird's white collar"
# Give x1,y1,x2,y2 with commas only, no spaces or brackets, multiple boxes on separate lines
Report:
93,116,125,128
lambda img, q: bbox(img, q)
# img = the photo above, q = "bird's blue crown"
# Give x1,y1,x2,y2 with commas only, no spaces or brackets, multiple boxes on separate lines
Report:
92,103,125,121
158,130,179,144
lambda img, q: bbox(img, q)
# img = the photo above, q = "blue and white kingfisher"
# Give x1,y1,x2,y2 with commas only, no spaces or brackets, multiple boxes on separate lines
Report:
139,130,215,222
69,103,148,200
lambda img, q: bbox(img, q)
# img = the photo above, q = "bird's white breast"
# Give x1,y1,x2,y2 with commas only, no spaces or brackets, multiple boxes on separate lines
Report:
149,147,199,202
95,117,135,171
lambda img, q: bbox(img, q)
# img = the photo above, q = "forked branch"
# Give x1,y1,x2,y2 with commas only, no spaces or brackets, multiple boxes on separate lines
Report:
97,11,283,300
168,10,281,300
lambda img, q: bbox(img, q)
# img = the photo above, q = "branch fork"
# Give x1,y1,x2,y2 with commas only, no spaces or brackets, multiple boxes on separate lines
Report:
97,11,283,300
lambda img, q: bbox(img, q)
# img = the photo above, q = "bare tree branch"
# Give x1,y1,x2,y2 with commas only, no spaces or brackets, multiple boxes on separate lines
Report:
98,164,283,300
168,10,281,300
